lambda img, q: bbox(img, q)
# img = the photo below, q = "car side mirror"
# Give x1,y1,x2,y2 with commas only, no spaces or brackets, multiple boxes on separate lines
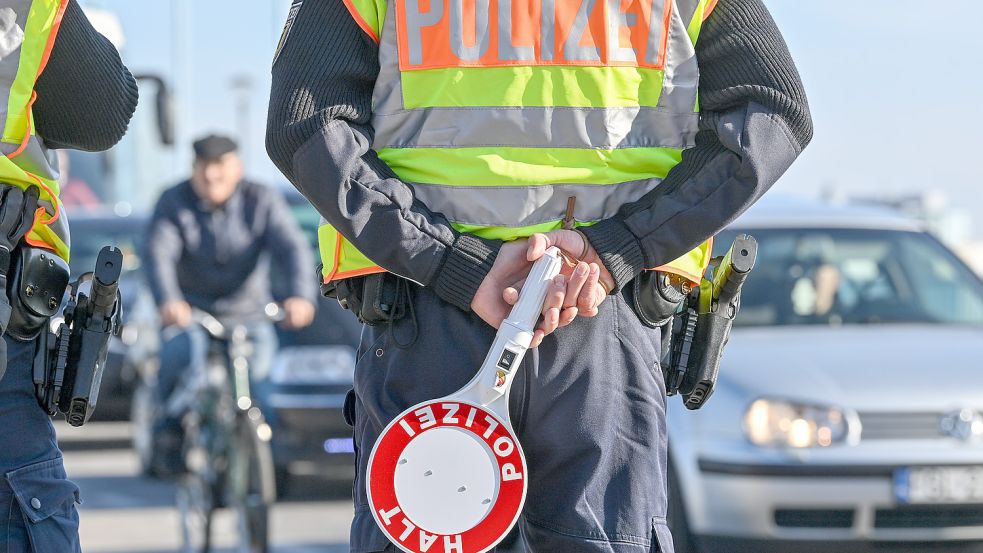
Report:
134,74,174,146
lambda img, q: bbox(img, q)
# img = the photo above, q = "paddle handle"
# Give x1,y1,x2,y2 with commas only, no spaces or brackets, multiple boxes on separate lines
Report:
503,247,564,333
459,248,563,412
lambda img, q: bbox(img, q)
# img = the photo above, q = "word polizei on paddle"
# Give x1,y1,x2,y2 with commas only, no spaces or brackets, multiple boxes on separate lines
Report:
367,247,564,553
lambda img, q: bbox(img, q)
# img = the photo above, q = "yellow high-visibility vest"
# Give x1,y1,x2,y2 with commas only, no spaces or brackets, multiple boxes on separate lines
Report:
0,0,70,262
322,0,720,285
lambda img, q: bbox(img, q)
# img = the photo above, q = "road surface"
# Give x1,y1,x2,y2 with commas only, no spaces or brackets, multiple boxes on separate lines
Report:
57,421,355,553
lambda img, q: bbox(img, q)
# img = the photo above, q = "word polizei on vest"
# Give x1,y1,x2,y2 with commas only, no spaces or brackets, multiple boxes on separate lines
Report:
397,0,674,70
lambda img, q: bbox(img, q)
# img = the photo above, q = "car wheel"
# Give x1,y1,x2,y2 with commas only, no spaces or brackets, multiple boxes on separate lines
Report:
131,377,159,477
668,463,699,553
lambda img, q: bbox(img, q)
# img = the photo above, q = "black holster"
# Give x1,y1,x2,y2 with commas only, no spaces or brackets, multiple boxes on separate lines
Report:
6,247,70,341
33,247,122,426
662,235,758,410
322,269,409,326
628,271,686,329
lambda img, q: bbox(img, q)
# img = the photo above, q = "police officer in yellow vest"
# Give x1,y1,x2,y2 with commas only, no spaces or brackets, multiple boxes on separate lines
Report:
0,1,136,550
268,0,810,550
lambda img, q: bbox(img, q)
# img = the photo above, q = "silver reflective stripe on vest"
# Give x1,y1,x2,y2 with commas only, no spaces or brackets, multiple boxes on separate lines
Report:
373,7,403,115
409,178,662,228
656,2,700,113
0,1,31,135
675,0,701,31
374,106,697,150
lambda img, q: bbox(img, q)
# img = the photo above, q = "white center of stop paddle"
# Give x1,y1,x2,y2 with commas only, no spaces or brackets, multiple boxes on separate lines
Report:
394,426,500,535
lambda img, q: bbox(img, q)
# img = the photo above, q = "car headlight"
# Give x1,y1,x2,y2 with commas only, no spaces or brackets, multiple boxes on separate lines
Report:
269,345,356,385
743,398,859,448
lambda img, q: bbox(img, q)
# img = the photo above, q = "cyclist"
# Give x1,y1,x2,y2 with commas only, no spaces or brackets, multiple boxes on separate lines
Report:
144,134,318,475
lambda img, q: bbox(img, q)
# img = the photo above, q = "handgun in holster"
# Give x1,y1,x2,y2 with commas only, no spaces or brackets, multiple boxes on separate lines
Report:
663,235,757,410
33,246,123,427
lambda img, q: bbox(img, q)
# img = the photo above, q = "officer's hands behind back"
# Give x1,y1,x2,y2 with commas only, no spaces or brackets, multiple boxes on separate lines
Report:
471,232,612,348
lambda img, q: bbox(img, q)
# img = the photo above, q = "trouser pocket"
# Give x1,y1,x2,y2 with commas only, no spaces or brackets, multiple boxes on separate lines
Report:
343,388,356,427
651,519,674,553
6,457,81,553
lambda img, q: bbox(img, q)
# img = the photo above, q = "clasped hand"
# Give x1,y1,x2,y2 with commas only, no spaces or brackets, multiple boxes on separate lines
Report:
470,230,616,347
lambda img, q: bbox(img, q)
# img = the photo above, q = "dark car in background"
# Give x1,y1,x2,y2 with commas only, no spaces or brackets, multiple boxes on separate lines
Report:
68,211,156,420
257,299,361,491
264,188,362,490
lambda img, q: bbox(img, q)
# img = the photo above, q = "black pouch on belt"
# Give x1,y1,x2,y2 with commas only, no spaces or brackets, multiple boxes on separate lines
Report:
331,272,410,326
6,246,70,341
359,272,409,326
628,271,686,329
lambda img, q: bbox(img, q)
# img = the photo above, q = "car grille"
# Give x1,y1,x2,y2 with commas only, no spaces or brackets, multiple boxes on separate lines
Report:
775,509,855,528
774,506,983,531
874,505,983,528
859,411,946,440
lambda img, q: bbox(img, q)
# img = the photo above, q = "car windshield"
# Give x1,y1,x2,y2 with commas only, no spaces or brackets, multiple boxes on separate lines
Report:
68,218,146,279
713,228,983,327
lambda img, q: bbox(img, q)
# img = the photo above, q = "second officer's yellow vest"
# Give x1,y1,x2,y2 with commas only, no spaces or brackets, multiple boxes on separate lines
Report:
324,0,719,285
0,0,71,262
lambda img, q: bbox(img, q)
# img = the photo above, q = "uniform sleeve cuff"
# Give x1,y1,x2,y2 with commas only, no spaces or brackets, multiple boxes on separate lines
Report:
431,234,500,312
580,218,645,293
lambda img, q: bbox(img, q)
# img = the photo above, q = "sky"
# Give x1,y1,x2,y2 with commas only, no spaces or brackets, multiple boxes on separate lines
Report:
84,0,983,231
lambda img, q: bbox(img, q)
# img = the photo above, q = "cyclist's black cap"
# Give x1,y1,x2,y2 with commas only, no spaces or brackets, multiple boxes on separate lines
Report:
193,134,238,161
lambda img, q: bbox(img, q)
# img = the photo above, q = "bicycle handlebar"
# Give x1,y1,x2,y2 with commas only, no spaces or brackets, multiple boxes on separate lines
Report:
188,302,285,340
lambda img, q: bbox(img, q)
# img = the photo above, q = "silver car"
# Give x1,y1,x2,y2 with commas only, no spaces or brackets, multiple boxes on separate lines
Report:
668,196,983,552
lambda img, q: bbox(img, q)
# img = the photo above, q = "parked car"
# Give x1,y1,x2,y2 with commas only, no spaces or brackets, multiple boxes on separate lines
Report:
68,211,156,420
668,196,983,552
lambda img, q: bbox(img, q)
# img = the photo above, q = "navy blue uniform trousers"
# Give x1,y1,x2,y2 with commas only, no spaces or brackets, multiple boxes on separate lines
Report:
0,336,81,553
348,287,673,553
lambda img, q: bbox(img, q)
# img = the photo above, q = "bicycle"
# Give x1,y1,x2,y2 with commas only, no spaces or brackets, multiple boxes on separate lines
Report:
171,307,280,553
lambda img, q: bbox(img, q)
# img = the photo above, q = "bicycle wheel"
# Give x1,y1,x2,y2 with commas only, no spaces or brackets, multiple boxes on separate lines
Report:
176,470,213,553
178,416,220,553
231,409,275,553
130,377,158,477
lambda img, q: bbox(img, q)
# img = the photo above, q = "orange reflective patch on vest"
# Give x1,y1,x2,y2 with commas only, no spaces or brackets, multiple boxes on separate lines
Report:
394,0,672,71
703,0,718,21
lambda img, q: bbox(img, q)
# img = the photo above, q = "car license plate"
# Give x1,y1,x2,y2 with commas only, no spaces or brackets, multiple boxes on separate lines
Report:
894,466,983,504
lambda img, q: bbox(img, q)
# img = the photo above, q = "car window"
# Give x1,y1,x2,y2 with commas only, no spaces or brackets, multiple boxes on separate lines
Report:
68,218,146,279
900,236,983,323
713,228,983,327
282,190,321,254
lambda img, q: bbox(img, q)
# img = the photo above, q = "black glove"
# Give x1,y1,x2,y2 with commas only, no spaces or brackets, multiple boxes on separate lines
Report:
0,184,40,382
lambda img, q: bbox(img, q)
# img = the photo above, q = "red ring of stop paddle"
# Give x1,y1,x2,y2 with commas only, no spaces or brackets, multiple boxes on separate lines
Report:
368,400,527,553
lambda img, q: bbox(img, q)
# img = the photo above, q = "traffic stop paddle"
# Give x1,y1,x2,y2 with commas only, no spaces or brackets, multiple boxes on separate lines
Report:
367,247,564,553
